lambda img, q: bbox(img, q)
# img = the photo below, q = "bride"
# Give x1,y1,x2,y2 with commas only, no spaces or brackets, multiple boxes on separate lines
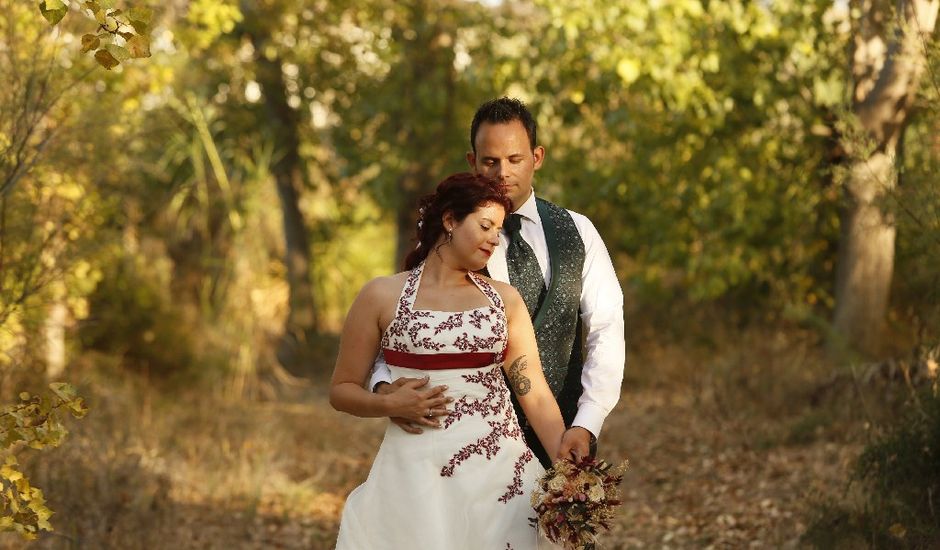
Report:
330,173,565,549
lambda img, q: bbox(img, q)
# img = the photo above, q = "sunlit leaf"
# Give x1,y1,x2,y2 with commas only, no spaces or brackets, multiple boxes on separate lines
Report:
105,44,130,62
38,1,68,25
129,19,149,35
127,35,151,59
48,382,76,401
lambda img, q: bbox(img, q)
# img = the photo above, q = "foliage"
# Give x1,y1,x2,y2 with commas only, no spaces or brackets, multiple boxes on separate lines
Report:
1,0,112,374
39,0,153,69
806,384,940,548
892,35,940,345
78,248,199,380
0,383,87,540
512,0,847,310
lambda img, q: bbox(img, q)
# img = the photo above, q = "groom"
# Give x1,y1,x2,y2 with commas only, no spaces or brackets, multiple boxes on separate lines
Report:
373,97,625,466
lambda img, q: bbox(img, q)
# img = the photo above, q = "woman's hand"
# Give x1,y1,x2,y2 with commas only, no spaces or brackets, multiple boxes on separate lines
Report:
379,376,453,429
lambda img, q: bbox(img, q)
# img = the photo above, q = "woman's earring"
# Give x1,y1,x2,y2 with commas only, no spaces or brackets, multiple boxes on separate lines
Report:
446,229,453,243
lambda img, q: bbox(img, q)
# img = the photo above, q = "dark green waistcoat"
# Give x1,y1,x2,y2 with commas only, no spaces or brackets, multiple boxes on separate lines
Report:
510,198,585,466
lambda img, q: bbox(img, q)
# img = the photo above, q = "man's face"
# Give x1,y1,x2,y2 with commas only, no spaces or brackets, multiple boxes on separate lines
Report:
467,120,544,212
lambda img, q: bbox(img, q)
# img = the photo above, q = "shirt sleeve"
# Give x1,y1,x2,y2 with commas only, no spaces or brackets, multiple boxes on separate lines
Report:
368,351,393,392
568,213,625,438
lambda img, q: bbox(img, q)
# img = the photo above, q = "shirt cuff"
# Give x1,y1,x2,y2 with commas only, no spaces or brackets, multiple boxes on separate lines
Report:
571,402,608,439
369,369,392,393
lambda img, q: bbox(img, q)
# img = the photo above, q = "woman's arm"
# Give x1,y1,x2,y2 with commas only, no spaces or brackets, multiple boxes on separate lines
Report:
329,278,450,422
499,284,566,461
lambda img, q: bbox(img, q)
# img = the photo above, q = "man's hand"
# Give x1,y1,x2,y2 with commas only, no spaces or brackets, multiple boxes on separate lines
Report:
556,426,593,461
375,376,452,434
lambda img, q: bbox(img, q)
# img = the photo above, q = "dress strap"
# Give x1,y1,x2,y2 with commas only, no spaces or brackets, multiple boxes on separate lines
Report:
468,271,504,311
394,262,424,316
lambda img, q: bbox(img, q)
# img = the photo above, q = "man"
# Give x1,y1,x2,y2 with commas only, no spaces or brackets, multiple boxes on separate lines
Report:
372,97,625,466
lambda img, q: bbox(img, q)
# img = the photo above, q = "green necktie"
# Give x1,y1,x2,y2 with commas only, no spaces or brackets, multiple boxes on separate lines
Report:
504,213,547,317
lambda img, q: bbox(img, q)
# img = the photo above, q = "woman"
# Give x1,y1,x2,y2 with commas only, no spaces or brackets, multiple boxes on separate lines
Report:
330,173,565,549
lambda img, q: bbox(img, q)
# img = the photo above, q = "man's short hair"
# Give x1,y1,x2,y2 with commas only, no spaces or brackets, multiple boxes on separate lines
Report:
469,97,538,154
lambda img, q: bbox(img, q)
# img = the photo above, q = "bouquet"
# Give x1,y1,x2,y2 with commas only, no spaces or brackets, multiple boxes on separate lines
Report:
530,455,629,549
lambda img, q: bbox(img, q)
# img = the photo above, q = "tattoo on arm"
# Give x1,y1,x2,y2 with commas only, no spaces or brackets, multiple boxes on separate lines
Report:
507,356,532,396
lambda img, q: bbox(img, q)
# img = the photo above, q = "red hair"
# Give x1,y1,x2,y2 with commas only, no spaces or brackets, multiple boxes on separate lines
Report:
404,173,512,270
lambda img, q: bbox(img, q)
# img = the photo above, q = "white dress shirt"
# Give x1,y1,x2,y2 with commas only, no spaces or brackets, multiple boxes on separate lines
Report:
370,190,625,437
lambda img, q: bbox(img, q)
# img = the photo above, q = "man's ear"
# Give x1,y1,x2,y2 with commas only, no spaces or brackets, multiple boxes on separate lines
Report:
466,151,477,171
532,145,545,170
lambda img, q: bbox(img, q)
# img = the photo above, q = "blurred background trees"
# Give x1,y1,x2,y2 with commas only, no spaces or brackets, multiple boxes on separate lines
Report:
4,0,935,382
0,0,936,412
1,0,939,543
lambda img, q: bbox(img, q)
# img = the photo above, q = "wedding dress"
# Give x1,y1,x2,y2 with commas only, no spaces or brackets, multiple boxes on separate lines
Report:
336,262,552,549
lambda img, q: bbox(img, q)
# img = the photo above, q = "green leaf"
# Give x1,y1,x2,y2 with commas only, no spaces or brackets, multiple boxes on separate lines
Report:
38,1,68,25
129,19,149,35
128,6,153,23
68,398,88,418
48,383,75,401
105,44,130,61
127,35,151,59
94,49,119,69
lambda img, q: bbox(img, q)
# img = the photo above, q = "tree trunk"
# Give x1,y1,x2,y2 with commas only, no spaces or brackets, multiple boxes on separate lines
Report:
833,153,897,353
242,8,318,372
45,300,68,379
832,0,939,355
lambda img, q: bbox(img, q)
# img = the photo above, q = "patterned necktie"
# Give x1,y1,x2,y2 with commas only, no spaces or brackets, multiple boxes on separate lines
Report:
504,213,547,317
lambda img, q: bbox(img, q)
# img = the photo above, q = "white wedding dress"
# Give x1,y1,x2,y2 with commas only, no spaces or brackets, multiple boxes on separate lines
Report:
336,263,555,549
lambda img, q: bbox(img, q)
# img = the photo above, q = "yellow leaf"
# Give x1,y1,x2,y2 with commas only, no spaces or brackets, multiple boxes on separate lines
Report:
127,35,151,59
81,33,100,53
889,523,907,539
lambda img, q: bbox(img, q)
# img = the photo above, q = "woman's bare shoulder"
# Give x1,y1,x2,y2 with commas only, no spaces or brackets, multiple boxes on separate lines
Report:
476,275,523,306
359,271,410,302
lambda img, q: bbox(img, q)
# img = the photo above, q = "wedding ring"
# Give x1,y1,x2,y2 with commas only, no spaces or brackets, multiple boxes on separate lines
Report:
426,408,433,418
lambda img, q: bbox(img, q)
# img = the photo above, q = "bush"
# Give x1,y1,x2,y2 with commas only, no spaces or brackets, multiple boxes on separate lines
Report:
805,383,940,548
78,253,197,382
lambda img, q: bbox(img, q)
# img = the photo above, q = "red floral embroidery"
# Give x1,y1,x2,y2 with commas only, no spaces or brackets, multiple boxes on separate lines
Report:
443,367,506,429
379,264,529,504
468,308,492,329
498,449,534,503
434,312,464,335
381,264,507,356
440,366,530,503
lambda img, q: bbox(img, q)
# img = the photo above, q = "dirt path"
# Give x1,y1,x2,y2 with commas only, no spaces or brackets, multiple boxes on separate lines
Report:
600,389,857,548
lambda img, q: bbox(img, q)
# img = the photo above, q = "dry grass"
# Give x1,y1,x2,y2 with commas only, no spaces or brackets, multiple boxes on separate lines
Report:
1,363,384,549
1,325,883,549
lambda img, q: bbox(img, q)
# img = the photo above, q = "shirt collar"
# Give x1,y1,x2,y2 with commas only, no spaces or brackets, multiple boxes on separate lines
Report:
513,189,540,225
